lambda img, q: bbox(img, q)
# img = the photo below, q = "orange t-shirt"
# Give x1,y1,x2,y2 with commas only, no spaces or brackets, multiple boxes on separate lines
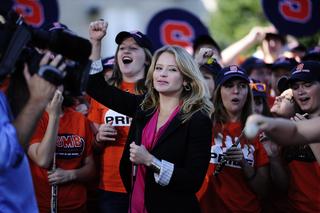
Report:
284,157,320,212
197,122,269,213
87,81,136,193
28,107,93,213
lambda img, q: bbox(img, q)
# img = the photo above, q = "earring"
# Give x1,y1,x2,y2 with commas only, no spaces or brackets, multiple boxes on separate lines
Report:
184,84,191,91
145,62,149,65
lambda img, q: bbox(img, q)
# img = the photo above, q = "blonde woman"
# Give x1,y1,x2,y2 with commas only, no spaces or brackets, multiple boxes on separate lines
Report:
87,44,214,213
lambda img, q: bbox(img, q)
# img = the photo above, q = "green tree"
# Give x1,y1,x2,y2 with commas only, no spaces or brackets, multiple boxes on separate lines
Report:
208,0,320,54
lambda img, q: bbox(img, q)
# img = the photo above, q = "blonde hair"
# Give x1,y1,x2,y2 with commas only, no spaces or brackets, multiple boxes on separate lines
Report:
213,82,254,137
142,45,214,122
107,45,152,94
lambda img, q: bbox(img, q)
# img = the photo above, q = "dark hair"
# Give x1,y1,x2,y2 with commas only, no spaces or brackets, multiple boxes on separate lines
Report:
193,34,221,55
62,95,76,107
261,96,272,117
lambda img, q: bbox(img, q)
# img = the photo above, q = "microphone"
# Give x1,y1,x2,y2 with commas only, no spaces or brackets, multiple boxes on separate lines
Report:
133,110,146,180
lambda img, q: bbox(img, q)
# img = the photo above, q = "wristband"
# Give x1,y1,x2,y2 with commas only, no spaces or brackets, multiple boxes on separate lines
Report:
94,131,103,144
240,159,247,169
245,169,257,181
148,157,161,174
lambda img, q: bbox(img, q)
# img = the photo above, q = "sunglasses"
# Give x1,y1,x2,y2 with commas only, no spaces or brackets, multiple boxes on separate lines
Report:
250,83,266,92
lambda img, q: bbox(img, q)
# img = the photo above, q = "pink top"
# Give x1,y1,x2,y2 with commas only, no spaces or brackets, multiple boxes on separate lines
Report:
130,104,181,213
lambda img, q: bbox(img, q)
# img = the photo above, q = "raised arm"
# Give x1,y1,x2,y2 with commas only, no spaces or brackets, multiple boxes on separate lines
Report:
27,90,63,168
89,20,108,62
221,26,266,67
245,114,320,146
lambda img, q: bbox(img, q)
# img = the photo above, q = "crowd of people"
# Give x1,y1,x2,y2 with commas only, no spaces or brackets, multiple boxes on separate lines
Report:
2,14,320,213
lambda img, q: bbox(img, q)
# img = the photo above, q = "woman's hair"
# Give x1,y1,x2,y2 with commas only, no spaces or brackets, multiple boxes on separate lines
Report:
212,81,254,136
107,44,152,95
142,45,214,122
261,96,272,117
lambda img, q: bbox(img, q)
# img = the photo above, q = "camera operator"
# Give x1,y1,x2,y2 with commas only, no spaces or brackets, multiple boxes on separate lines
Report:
0,51,66,213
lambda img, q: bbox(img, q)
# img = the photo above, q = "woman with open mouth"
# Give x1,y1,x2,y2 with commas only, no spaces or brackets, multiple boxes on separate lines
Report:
197,65,270,213
88,20,154,213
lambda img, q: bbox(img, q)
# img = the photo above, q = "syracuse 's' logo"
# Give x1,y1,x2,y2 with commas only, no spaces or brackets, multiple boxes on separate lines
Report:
292,63,310,75
160,20,194,48
279,0,312,24
224,66,244,76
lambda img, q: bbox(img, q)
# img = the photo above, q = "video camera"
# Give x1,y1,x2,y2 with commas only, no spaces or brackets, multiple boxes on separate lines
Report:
0,7,92,96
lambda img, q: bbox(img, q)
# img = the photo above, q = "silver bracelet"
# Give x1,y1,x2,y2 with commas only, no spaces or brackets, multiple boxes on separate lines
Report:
149,157,161,174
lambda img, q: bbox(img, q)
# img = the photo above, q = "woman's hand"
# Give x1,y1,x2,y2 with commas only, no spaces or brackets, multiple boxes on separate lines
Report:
96,121,117,142
75,103,88,116
89,20,108,42
129,142,153,166
290,113,308,122
223,147,246,167
47,168,73,185
194,47,214,67
260,132,280,157
45,90,63,117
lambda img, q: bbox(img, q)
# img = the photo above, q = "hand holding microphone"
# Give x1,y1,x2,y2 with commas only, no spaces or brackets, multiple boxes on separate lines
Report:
131,110,146,180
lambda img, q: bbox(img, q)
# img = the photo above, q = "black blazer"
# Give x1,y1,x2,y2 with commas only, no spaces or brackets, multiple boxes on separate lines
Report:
87,72,212,213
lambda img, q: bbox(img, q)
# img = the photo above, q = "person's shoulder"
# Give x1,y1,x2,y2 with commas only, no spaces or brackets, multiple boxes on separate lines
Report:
189,110,212,125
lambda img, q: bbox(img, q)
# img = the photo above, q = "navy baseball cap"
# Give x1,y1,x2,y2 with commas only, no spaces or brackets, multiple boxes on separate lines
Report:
286,61,320,86
42,22,69,31
241,57,268,73
271,57,298,70
250,78,267,98
302,45,320,61
115,30,155,55
216,65,250,86
202,58,222,75
277,76,289,94
42,22,77,37
102,56,115,69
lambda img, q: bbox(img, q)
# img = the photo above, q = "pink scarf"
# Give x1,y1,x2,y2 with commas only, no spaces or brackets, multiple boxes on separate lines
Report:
130,104,181,213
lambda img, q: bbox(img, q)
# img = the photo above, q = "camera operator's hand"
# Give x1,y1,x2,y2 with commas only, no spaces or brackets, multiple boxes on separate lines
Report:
13,52,66,149
89,20,108,62
24,52,66,105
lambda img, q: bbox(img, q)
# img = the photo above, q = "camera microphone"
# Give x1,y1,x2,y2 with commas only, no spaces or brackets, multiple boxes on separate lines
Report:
48,30,92,62
31,29,92,62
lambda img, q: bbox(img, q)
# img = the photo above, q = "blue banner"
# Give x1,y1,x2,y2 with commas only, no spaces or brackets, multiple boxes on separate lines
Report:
146,8,209,52
1,0,59,28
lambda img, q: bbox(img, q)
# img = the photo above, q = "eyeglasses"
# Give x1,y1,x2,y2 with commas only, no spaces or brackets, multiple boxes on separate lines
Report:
206,58,217,65
250,83,266,92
